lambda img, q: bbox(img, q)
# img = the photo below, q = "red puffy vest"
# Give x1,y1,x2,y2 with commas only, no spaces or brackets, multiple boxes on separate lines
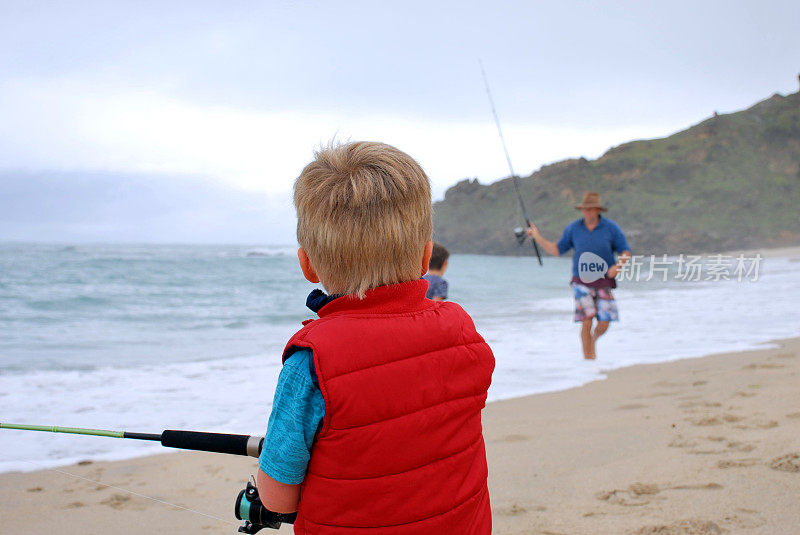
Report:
282,279,495,534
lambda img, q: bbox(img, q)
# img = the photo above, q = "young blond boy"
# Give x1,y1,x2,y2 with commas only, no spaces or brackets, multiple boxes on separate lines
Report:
255,141,495,534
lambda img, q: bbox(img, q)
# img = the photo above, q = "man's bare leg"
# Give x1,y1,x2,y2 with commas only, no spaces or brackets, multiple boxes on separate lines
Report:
580,319,595,359
590,320,610,358
593,320,610,342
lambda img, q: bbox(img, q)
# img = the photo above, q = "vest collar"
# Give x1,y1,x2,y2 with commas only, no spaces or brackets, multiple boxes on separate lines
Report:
306,289,341,313
316,279,434,317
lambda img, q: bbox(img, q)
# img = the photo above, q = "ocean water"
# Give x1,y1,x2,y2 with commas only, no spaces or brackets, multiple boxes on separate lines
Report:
1,243,798,472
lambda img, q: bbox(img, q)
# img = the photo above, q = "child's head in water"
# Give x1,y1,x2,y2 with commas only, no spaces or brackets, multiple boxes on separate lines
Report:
293,141,433,298
427,243,450,275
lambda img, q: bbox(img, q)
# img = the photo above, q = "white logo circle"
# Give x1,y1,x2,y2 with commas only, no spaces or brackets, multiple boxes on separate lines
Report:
578,252,608,283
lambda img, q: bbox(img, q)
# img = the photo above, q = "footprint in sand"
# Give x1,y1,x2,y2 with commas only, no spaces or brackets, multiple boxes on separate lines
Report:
684,437,750,454
653,380,683,388
100,493,132,509
669,483,724,491
722,510,766,530
769,453,800,473
65,501,85,508
668,436,698,449
596,483,660,506
582,511,605,518
786,412,800,419
615,403,648,410
26,487,43,492
642,390,681,399
689,447,727,455
691,417,722,427
726,441,756,452
742,363,786,370
495,503,542,516
629,483,659,495
691,414,743,426
507,503,527,515
754,419,778,429
501,434,530,442
635,519,725,534
204,464,223,475
718,458,759,469
679,400,722,412
601,482,723,509
85,468,105,482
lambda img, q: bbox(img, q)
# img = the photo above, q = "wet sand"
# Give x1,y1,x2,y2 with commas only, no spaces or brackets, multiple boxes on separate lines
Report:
2,338,799,534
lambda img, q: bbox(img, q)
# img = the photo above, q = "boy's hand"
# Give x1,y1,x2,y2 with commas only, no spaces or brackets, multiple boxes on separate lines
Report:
526,223,541,239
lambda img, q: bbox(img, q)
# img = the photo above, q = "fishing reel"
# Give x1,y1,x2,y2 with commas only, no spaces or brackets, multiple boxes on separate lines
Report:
513,226,528,245
235,476,297,533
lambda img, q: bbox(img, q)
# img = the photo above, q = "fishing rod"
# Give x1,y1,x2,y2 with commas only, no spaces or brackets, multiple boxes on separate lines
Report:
1,422,289,532
479,59,543,266
0,422,264,457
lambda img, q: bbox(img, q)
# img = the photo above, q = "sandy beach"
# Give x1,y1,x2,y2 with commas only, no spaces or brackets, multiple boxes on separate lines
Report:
2,338,799,534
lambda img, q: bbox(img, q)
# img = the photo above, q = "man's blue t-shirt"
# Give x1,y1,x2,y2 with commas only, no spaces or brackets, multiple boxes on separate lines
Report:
557,215,631,279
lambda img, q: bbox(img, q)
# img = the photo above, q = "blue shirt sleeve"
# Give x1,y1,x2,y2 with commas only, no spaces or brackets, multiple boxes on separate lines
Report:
557,223,574,255
610,221,631,254
429,278,448,299
438,279,448,299
423,275,448,299
258,349,325,485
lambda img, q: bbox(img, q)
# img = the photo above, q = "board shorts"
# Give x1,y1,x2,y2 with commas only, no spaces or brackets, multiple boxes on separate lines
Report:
571,282,618,322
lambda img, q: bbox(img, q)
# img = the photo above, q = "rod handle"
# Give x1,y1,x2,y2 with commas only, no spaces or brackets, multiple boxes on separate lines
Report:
161,430,263,458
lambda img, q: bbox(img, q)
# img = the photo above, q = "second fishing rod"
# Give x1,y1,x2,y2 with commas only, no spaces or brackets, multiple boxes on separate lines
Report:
479,59,543,266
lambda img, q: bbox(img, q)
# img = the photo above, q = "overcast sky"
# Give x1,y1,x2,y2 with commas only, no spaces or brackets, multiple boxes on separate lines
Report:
1,1,798,243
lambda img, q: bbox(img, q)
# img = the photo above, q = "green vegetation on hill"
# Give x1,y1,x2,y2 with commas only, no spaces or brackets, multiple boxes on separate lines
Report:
433,91,800,255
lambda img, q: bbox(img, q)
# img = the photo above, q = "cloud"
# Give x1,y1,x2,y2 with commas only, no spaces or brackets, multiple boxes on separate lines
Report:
0,169,296,244
0,78,661,202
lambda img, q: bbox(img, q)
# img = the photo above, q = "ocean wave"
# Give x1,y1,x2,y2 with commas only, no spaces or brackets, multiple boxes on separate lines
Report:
244,246,296,257
25,295,110,311
2,247,799,473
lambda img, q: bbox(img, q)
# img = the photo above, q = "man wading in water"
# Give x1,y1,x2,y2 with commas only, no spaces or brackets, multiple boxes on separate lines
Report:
527,192,631,359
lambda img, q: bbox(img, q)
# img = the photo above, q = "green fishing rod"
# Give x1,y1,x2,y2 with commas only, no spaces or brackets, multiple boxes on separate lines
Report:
0,422,263,458
1,422,290,532
479,59,543,266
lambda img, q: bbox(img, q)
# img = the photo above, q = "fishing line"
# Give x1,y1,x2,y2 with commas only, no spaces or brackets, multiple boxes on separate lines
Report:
20,458,239,526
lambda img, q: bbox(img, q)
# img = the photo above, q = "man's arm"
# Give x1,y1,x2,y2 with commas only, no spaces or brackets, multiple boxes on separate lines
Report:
607,223,632,278
526,223,561,257
607,250,631,278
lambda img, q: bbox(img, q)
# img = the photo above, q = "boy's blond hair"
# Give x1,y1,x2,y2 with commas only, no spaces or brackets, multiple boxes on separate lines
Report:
294,141,432,297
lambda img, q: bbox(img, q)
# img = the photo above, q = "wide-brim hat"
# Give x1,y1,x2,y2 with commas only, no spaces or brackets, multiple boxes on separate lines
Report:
574,191,607,211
